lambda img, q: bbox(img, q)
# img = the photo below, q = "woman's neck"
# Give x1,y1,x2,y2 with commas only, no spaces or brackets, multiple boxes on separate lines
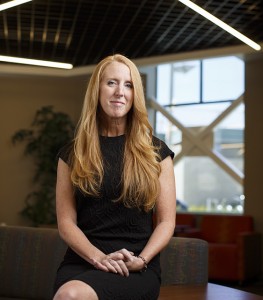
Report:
99,118,127,137
100,128,125,137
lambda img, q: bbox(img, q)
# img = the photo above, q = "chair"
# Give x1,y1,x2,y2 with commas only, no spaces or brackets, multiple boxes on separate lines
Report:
190,215,261,283
174,213,198,236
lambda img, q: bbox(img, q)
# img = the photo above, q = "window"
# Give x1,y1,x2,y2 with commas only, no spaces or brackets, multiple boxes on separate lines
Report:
203,56,244,102
155,55,245,214
172,60,200,104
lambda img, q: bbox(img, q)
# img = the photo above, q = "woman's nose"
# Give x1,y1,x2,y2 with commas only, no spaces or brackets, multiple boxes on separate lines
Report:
115,84,124,96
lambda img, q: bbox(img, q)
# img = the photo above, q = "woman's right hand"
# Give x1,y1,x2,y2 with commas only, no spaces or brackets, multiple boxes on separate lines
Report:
94,249,135,277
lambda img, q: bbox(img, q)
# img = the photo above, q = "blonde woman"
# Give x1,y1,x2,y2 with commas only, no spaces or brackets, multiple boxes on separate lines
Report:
53,54,176,300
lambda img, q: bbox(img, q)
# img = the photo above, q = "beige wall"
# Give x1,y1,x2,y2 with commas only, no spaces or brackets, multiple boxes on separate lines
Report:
0,74,87,226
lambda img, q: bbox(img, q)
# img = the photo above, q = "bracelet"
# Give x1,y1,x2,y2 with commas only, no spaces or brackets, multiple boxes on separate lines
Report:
137,255,148,272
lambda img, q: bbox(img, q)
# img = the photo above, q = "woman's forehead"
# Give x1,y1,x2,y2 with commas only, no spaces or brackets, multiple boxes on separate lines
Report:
102,61,131,79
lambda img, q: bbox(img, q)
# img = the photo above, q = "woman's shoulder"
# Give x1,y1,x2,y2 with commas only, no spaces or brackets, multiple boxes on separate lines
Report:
57,140,74,165
152,135,174,161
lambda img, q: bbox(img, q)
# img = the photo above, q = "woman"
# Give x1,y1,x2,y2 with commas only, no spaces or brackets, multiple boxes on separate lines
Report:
53,54,176,300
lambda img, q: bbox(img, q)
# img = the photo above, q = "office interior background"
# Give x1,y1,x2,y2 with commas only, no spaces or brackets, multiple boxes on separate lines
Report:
0,0,263,277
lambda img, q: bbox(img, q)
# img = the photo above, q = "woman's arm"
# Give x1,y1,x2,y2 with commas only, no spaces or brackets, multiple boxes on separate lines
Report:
126,155,176,271
56,158,133,275
56,159,107,268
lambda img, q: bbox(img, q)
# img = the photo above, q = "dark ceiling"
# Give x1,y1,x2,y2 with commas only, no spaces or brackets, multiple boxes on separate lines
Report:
0,0,262,68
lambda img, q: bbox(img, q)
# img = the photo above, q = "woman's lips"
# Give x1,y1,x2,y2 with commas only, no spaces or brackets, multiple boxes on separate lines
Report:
110,101,124,106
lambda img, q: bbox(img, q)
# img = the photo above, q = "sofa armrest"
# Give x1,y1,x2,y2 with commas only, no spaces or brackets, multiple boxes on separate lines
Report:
237,232,261,280
160,237,208,286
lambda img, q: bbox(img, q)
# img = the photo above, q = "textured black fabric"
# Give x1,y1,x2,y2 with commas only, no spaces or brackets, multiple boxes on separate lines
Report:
54,135,174,300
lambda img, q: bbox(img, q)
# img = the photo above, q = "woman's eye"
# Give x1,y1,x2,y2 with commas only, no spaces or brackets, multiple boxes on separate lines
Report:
125,82,133,89
107,80,116,86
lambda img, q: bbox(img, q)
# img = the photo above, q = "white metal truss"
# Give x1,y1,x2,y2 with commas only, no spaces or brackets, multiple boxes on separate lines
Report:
147,95,244,185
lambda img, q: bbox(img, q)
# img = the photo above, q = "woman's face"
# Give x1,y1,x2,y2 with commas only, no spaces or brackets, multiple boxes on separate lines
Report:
99,61,134,123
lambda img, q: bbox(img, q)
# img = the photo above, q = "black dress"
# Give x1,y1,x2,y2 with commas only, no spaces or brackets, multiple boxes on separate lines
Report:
54,135,174,300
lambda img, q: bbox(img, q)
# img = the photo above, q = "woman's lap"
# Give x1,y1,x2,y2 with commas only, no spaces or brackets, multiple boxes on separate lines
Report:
54,263,160,300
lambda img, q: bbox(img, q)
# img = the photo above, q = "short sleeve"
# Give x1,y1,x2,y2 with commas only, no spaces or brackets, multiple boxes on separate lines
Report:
152,136,174,161
57,141,74,165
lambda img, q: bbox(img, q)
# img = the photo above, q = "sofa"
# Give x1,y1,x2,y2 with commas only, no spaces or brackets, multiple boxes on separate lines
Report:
0,225,208,300
176,214,262,283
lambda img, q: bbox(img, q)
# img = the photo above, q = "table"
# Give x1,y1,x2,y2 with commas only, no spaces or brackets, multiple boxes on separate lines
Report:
158,283,263,300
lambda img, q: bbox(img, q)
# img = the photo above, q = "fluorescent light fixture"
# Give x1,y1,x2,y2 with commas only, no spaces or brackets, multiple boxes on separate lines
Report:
178,0,261,51
0,0,32,12
0,55,73,69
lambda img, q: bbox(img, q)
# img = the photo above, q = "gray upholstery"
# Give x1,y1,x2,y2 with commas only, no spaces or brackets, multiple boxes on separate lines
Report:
160,237,208,285
0,226,208,300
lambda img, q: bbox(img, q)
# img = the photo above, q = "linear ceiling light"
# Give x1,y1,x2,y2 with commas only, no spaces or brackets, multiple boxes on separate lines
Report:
0,55,73,69
178,0,261,51
0,0,32,12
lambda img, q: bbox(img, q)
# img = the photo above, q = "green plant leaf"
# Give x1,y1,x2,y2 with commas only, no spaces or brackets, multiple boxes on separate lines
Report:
13,106,75,226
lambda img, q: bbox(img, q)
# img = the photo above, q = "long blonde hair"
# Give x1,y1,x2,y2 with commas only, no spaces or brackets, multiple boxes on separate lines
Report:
71,54,161,211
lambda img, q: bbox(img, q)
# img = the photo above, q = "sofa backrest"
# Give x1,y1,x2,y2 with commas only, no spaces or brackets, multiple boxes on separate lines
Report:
0,226,67,300
200,215,254,243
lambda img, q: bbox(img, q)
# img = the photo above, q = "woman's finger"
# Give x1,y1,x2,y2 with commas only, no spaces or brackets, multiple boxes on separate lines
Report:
93,261,109,272
109,259,125,276
106,259,120,274
115,259,129,277
117,248,135,262
108,249,134,262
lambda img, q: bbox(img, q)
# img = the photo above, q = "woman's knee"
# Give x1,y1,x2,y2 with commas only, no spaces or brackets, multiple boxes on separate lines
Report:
53,280,98,300
53,287,76,300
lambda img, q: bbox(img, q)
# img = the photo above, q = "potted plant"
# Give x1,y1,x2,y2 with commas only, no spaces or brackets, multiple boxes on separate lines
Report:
12,106,75,226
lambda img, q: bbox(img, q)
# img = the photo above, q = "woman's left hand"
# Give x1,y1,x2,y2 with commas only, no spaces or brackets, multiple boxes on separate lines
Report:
109,249,145,272
95,249,145,274
125,256,145,272
95,248,135,276
108,248,135,262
